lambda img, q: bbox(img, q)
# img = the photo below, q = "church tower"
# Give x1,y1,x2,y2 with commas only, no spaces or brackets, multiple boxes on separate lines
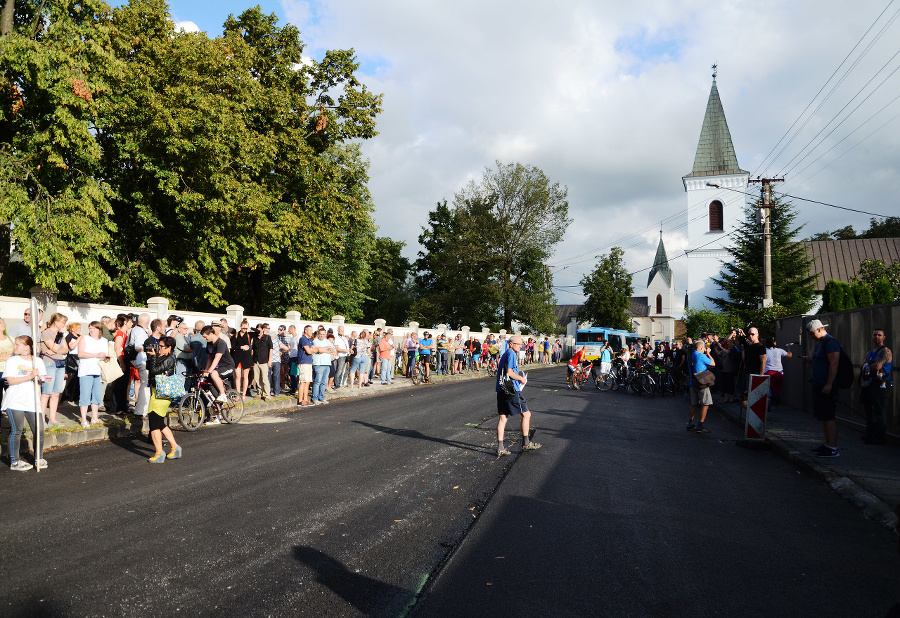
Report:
682,69,749,310
646,232,676,341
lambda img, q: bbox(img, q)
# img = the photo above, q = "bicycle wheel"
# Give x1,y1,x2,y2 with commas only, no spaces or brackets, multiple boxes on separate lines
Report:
178,393,206,432
221,388,245,424
487,363,496,377
598,372,614,391
641,374,656,398
663,373,676,394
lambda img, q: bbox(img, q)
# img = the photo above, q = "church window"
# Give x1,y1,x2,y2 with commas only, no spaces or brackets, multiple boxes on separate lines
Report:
709,201,724,231
656,294,662,314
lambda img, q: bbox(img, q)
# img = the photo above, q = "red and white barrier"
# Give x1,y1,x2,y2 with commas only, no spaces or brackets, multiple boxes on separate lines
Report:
745,374,770,440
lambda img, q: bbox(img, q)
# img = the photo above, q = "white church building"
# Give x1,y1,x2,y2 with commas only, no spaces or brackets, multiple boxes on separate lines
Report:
682,73,749,310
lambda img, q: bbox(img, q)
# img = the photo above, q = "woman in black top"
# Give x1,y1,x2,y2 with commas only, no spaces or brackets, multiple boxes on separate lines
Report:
231,320,253,400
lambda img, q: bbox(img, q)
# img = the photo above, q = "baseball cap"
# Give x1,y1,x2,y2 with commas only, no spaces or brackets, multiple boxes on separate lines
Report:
805,319,828,332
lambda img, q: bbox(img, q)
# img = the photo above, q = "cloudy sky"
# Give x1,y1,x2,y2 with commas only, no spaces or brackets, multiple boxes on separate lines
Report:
170,0,900,310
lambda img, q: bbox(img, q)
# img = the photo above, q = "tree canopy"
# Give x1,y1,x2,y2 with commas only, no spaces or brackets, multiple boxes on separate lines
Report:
0,0,383,320
413,162,570,332
577,247,633,331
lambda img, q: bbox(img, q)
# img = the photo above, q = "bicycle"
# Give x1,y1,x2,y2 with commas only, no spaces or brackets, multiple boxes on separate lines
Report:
485,356,498,377
411,358,431,385
178,373,245,431
569,361,593,390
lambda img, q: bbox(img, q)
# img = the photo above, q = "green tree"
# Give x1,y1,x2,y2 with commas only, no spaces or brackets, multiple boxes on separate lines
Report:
360,237,414,325
857,258,900,301
872,278,893,304
578,247,633,331
821,280,844,313
453,161,570,332
412,201,495,329
682,308,740,338
851,281,872,307
0,0,122,297
710,199,817,321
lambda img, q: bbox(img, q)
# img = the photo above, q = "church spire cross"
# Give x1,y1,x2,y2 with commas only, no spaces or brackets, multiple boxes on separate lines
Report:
711,63,717,79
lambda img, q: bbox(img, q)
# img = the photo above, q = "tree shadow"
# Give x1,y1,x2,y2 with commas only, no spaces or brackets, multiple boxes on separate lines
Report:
293,546,409,615
352,420,492,455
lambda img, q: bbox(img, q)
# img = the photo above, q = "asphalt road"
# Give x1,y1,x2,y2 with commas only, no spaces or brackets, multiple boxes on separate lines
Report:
1,368,898,617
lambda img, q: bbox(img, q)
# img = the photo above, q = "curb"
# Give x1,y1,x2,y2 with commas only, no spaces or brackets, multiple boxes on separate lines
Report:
713,401,898,533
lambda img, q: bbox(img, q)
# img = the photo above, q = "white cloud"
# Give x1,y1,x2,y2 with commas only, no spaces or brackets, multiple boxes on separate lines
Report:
274,0,900,307
174,20,200,33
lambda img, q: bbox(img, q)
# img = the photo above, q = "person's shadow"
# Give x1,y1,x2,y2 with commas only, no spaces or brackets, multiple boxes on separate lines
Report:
293,546,409,615
352,420,492,455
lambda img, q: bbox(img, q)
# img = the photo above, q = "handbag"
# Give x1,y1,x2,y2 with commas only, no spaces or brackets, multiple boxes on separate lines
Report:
100,358,124,383
693,370,716,390
65,354,80,374
155,371,186,400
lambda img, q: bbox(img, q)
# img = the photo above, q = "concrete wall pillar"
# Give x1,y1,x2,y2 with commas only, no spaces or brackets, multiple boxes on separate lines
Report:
408,321,419,335
331,315,345,325
286,311,302,332
461,326,470,339
225,305,244,327
374,319,386,331
146,297,170,321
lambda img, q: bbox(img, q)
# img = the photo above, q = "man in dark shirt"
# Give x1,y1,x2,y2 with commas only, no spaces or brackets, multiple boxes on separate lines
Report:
743,327,767,377
201,325,234,404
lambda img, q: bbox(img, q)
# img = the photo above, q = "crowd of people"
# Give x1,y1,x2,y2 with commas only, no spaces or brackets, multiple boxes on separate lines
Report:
0,307,567,468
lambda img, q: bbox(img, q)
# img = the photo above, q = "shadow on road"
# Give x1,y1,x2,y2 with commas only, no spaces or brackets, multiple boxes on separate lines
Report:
108,434,154,460
352,420,493,455
293,546,409,615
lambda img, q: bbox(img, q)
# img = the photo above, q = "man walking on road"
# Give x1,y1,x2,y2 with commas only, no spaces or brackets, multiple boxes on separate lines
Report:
803,319,841,458
496,335,541,457
861,328,892,445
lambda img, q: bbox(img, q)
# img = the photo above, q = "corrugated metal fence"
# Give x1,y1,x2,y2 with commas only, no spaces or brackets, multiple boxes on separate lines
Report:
776,300,899,433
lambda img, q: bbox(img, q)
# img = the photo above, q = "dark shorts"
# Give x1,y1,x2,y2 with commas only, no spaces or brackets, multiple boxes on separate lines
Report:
812,385,837,421
497,391,528,416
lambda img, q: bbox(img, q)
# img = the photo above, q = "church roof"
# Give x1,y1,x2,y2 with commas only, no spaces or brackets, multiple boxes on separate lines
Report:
648,234,672,288
684,77,747,178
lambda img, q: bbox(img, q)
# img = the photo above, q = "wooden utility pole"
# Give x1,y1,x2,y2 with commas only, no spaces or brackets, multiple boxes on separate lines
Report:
749,177,784,308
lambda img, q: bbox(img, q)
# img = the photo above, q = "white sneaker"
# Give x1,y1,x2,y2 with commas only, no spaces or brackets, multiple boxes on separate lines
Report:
37,458,48,469
215,394,227,403
206,416,222,425
10,461,33,471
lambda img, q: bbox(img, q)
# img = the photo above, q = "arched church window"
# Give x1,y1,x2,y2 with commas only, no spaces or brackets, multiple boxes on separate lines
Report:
656,294,662,314
709,201,724,231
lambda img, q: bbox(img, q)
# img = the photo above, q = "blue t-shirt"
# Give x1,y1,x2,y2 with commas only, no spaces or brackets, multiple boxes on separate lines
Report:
812,334,840,386
419,338,433,355
689,350,713,386
600,348,612,363
298,335,314,365
496,349,521,393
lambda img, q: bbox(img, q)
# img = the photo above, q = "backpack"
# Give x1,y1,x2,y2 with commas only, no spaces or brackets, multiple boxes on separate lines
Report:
835,344,854,389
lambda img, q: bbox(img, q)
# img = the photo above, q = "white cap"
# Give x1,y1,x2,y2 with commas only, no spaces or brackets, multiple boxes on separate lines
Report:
805,319,828,332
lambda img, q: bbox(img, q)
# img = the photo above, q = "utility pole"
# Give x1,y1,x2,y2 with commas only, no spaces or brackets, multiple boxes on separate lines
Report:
749,177,784,308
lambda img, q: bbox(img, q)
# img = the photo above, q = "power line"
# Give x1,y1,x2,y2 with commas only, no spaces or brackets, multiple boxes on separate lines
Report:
752,0,899,176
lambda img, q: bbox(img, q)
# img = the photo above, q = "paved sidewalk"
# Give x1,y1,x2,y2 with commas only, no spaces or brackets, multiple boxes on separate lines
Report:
0,363,561,455
713,394,899,531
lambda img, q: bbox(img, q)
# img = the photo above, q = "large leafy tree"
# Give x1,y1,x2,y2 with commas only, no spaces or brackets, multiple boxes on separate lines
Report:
1,0,382,320
578,247,633,331
453,161,570,331
412,200,495,329
0,0,122,297
710,199,817,321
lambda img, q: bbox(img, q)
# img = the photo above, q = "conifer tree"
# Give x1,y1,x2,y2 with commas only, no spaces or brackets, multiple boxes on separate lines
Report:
709,199,817,320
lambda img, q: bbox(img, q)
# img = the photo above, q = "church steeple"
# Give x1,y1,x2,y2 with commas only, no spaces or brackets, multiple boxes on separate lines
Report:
647,231,672,288
684,72,746,178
